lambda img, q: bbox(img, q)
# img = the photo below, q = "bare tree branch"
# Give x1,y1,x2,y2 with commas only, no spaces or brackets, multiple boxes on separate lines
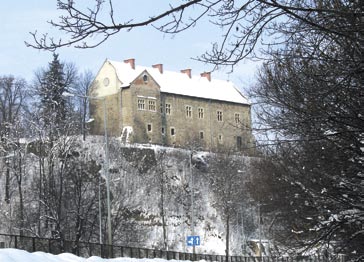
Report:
25,0,362,69
25,0,204,51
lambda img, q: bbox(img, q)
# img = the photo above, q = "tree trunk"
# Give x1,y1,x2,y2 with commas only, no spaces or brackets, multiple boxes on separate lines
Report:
226,213,230,261
38,156,44,235
16,156,24,236
160,171,167,250
5,167,10,204
82,97,87,141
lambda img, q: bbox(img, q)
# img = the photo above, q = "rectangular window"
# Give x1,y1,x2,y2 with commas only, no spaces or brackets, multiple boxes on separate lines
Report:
217,110,223,122
138,99,145,110
165,103,171,115
198,108,204,119
200,131,204,139
161,127,165,135
148,100,156,111
235,113,240,124
218,134,223,143
147,124,152,132
186,106,192,118
171,127,175,136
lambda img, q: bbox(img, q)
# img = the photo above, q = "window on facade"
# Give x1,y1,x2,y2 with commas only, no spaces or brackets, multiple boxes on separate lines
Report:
148,100,156,111
218,134,223,143
138,99,145,110
143,74,148,82
237,136,242,150
198,108,204,119
171,127,175,136
186,106,192,118
217,110,223,122
165,103,171,115
235,113,240,124
200,131,204,139
147,124,152,132
161,127,165,135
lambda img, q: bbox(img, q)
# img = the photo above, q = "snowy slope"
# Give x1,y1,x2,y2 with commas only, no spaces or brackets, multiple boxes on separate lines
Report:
0,137,260,256
0,249,191,262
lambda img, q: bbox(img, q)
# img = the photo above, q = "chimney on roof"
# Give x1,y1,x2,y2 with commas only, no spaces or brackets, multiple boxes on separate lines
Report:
181,69,192,78
200,72,211,82
152,64,163,74
124,58,135,69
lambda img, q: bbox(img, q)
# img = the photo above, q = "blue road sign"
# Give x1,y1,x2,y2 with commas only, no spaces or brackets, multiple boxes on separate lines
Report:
187,236,200,246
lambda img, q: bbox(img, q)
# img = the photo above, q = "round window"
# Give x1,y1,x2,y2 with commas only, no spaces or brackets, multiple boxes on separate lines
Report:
103,77,110,86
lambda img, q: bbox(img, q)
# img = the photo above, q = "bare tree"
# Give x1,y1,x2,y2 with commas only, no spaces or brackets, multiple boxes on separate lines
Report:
73,70,95,140
251,33,363,258
24,133,101,245
0,76,27,205
207,150,248,259
152,149,169,251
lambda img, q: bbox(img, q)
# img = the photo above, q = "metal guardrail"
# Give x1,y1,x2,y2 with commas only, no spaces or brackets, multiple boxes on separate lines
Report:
0,233,345,262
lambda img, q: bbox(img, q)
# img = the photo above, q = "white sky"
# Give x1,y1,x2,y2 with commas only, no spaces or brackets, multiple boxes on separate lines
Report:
0,1,261,90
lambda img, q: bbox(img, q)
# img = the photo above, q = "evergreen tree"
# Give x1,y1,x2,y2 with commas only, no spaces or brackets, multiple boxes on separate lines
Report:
37,53,71,138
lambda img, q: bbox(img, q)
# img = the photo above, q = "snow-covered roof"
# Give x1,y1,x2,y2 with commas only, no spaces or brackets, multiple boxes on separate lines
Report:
107,60,250,105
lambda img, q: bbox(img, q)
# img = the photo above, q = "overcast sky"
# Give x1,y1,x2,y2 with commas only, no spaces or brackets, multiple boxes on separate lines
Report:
0,1,261,89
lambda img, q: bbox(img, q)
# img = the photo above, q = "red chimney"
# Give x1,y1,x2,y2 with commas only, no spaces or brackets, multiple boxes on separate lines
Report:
181,69,192,78
200,72,211,81
152,64,163,74
124,58,135,69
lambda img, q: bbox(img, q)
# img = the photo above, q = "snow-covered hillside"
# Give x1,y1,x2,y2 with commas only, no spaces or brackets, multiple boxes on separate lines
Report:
0,136,261,256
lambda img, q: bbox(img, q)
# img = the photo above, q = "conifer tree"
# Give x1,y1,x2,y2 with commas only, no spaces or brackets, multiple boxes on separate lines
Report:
37,53,71,138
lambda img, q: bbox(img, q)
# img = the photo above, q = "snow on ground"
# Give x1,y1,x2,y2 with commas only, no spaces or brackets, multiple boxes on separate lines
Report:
0,249,198,262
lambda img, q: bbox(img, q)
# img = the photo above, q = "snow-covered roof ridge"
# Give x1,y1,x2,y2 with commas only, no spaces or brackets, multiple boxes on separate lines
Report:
107,59,251,105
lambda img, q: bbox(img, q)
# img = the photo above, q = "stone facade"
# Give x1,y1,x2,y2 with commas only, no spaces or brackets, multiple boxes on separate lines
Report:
89,59,255,153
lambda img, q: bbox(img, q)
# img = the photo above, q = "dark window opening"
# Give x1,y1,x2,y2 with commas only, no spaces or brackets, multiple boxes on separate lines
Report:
171,128,175,136
237,136,242,150
165,104,171,114
147,124,152,132
235,113,240,124
217,110,223,122
143,74,148,82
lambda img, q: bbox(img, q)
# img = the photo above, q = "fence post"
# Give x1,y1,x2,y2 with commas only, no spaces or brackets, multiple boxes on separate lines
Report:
14,235,18,249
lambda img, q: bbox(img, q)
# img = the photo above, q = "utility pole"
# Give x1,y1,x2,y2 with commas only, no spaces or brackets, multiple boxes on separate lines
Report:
190,151,196,256
98,175,102,244
258,201,262,259
102,98,113,250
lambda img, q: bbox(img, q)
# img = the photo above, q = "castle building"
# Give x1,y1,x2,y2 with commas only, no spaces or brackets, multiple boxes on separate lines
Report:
89,58,255,153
